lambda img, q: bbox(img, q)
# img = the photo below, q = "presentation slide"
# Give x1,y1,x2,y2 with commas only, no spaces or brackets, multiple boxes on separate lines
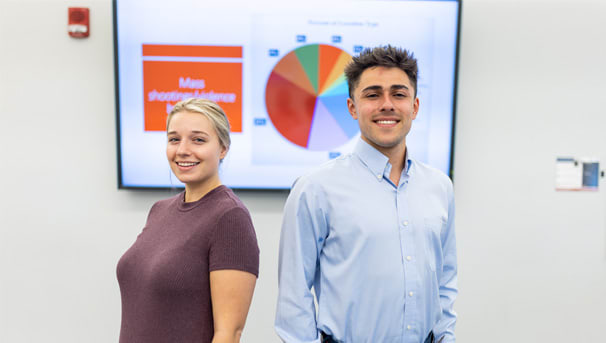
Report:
115,0,460,189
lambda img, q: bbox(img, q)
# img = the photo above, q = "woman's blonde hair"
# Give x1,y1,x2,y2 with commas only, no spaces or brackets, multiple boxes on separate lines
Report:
166,98,231,152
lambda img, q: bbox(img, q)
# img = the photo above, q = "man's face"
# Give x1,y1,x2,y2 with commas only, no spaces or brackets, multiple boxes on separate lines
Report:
347,66,419,155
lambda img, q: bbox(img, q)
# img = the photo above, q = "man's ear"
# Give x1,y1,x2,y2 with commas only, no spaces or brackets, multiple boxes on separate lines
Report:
347,98,358,120
412,97,420,120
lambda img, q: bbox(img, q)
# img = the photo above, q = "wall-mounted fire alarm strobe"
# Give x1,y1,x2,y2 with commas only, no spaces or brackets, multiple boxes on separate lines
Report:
68,7,89,38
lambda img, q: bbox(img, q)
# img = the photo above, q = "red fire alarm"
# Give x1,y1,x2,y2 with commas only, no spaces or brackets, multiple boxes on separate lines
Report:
68,7,90,38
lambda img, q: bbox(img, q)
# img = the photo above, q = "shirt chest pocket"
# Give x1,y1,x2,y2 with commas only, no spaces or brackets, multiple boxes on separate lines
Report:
326,202,400,260
423,217,445,271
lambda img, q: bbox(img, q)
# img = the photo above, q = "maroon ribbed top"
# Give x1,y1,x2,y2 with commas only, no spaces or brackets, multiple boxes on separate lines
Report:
116,185,259,343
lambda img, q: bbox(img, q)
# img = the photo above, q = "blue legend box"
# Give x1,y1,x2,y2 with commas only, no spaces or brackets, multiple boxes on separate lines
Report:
296,35,306,43
329,152,341,159
254,118,267,126
332,35,342,43
269,49,279,57
354,45,364,53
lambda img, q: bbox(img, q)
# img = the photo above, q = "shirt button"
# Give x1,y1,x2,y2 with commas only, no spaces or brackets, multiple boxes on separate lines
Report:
409,291,414,297
403,220,409,226
407,325,412,330
406,256,412,261
376,174,382,179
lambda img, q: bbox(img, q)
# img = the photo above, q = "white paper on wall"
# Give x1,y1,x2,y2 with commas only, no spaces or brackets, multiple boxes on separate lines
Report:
556,157,600,191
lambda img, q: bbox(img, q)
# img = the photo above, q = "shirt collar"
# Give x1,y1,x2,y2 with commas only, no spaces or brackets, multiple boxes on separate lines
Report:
353,138,413,182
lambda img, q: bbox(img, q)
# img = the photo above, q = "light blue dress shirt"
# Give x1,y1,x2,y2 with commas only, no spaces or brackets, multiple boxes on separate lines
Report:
275,139,457,343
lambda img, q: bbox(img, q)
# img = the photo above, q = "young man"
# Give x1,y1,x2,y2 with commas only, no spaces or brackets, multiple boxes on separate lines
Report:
275,46,457,343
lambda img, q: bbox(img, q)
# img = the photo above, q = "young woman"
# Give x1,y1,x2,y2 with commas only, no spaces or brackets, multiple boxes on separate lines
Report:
117,98,259,343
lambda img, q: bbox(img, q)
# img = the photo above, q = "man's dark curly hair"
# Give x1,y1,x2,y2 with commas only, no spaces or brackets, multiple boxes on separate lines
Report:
344,45,418,99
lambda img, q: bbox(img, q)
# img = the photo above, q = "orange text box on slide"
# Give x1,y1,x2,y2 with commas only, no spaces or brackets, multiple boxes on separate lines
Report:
142,47,242,132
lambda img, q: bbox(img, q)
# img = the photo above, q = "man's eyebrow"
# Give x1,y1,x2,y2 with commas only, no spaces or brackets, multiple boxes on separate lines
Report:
391,84,409,90
361,84,410,93
361,85,383,93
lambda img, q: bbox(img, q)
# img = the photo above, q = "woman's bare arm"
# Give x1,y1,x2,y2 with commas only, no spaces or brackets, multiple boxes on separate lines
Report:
210,270,257,343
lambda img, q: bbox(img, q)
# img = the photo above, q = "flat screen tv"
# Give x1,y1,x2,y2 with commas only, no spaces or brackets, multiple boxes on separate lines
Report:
114,0,461,189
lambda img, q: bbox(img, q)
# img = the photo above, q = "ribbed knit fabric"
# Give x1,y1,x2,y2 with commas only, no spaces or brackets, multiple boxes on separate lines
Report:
116,185,259,343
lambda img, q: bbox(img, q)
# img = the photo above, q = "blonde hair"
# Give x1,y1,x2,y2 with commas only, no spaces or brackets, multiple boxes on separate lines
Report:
167,98,231,152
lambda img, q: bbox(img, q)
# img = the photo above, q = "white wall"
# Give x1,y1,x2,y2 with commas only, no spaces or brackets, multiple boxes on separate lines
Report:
455,1,606,341
0,0,604,342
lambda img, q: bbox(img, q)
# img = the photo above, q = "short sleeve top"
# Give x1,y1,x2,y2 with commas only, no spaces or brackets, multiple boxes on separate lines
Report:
117,185,259,343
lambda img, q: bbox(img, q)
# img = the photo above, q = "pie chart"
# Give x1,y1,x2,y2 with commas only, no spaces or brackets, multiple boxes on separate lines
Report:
265,44,359,150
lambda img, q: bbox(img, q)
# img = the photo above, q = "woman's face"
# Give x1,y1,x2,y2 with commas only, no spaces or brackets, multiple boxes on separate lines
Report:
166,111,226,189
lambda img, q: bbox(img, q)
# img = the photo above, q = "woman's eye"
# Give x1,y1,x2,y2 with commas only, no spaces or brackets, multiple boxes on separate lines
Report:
194,138,206,143
168,137,179,143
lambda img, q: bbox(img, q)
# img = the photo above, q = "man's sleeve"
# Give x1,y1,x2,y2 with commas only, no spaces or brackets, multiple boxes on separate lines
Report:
275,179,327,343
434,180,458,342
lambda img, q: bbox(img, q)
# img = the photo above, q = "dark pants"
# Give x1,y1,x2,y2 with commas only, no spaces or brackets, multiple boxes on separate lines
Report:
321,331,436,343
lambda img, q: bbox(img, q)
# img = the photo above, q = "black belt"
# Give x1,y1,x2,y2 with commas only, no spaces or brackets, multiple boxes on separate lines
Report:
321,331,436,343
